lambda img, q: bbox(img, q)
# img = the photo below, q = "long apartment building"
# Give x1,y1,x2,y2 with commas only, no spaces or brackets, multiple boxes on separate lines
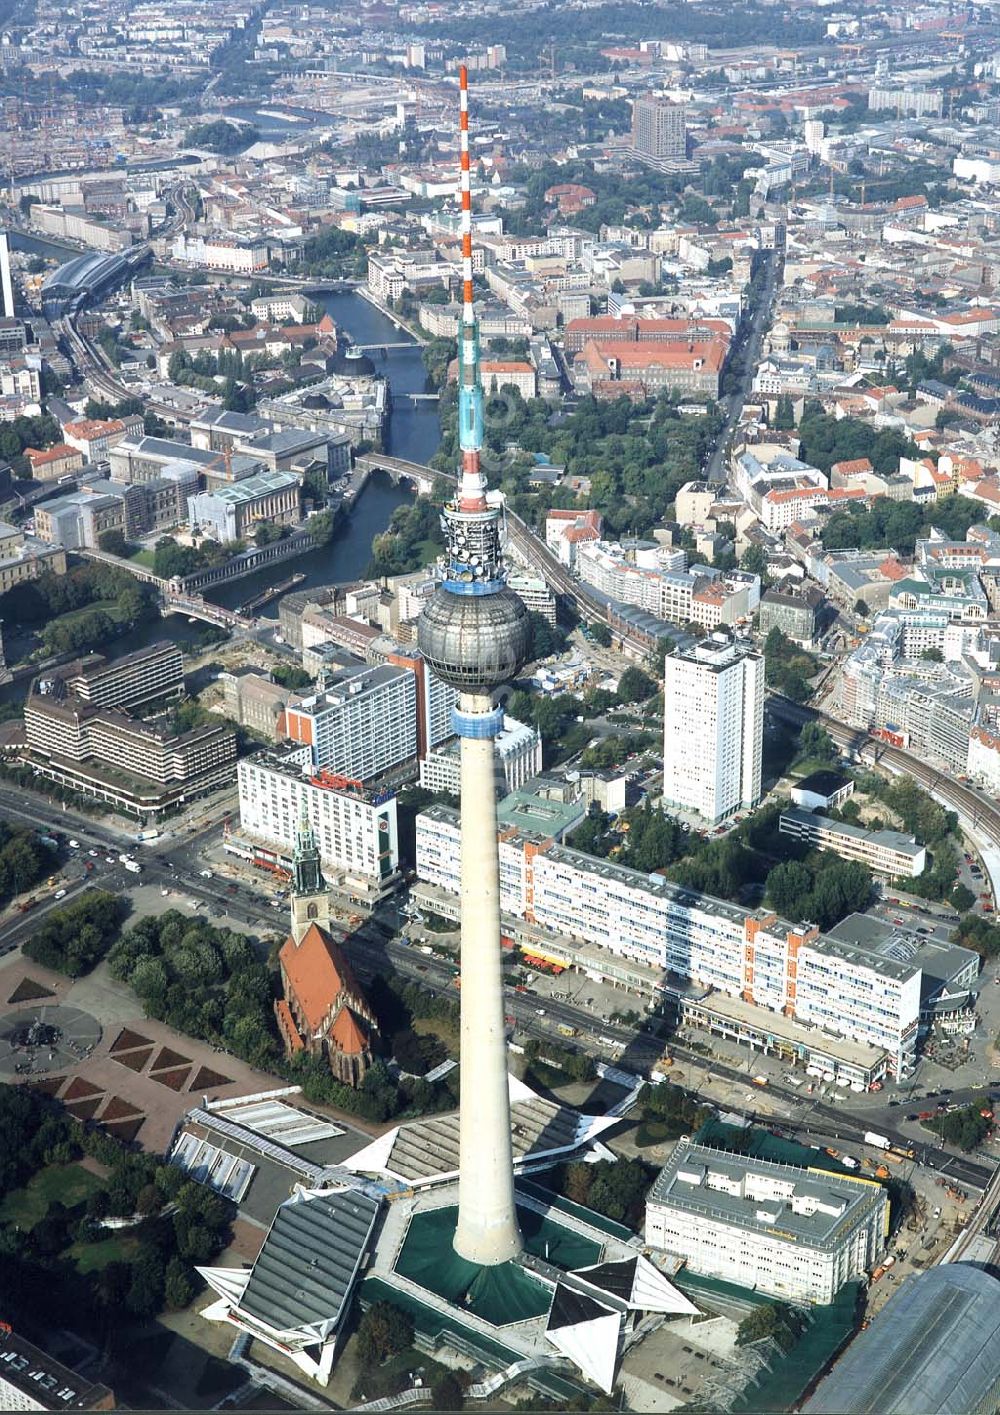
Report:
779,808,928,878
416,804,920,1078
49,641,184,711
646,1139,888,1305
237,752,398,889
25,693,236,817
22,640,229,815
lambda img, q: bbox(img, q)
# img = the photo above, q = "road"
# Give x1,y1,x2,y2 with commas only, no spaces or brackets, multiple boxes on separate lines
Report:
704,249,779,484
337,920,995,1192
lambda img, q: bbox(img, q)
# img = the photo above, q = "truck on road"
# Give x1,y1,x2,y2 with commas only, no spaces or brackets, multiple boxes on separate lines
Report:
124,861,142,874
864,1131,891,1151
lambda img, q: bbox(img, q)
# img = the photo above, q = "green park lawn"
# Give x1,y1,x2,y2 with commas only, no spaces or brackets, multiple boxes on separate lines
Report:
0,1162,102,1229
69,1233,140,1274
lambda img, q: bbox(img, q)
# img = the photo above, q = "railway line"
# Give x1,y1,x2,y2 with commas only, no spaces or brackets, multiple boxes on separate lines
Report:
768,695,1000,865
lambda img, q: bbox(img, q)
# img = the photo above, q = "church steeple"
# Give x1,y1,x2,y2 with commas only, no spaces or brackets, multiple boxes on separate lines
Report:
293,811,323,897
290,809,330,944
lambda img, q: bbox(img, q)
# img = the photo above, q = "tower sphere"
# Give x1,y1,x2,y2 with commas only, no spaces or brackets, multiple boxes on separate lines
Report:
417,585,530,692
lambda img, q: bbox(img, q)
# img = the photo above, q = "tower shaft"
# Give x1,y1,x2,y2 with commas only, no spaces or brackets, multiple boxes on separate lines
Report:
453,693,521,1265
416,64,528,1269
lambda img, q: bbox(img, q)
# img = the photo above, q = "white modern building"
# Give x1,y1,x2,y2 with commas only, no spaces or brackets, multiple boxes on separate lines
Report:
237,751,398,887
419,715,541,797
779,808,927,878
662,632,763,824
646,1140,888,1304
416,804,920,1077
283,665,418,783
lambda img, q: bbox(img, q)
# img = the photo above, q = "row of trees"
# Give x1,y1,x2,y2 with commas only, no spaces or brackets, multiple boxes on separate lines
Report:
557,1156,651,1226
0,561,157,633
0,826,55,909
432,389,723,539
152,536,233,579
766,856,873,930
926,1100,992,1153
850,771,960,902
763,626,818,704
367,498,443,578
107,911,281,1074
182,118,259,153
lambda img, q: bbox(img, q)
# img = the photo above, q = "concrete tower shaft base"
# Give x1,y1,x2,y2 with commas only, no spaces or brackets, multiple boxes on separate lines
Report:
453,689,523,1267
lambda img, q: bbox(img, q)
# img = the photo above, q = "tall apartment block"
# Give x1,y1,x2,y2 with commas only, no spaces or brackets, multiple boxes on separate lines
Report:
0,231,15,320
237,753,399,890
632,96,686,163
662,632,763,825
282,664,418,783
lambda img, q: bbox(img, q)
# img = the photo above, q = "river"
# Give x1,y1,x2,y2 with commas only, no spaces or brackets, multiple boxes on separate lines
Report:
201,291,441,615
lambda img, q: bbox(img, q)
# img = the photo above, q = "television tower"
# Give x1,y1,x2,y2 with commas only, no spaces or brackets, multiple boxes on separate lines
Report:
417,65,530,1267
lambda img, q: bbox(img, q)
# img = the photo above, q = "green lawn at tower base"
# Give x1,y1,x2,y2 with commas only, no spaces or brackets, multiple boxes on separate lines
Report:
394,1202,602,1325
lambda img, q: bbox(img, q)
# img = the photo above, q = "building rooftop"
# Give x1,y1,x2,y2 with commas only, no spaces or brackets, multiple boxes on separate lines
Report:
238,1185,380,1337
826,913,978,999
497,784,585,841
0,1328,114,1410
782,806,924,860
279,923,365,1037
794,770,853,798
344,1075,616,1186
193,467,299,506
648,1139,884,1251
804,1263,1000,1414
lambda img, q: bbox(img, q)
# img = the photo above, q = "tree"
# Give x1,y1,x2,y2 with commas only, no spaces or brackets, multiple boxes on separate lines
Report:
773,394,795,430
737,1302,802,1350
356,1301,414,1367
797,722,838,763
164,1256,195,1310
97,529,131,557
590,622,612,647
617,665,656,703
431,1374,465,1411
921,645,944,662
950,884,976,912
766,860,813,918
741,543,771,584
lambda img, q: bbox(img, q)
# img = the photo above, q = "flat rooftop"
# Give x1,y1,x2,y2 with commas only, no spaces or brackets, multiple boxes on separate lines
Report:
648,1139,885,1250
782,806,924,859
685,988,887,1071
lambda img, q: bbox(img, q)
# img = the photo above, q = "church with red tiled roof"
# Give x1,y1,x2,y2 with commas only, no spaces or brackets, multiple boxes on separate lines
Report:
274,819,378,1086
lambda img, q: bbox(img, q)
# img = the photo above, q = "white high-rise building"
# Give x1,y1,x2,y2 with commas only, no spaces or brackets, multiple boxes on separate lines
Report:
0,232,15,320
237,753,399,886
662,632,763,825
283,664,417,783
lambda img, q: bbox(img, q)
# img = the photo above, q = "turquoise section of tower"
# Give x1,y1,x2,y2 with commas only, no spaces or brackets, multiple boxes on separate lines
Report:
458,320,485,453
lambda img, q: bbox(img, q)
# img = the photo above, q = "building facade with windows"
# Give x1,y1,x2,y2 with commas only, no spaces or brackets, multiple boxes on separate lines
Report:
237,752,399,888
779,808,927,878
646,1140,888,1304
415,803,920,1077
283,665,418,783
662,632,763,824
